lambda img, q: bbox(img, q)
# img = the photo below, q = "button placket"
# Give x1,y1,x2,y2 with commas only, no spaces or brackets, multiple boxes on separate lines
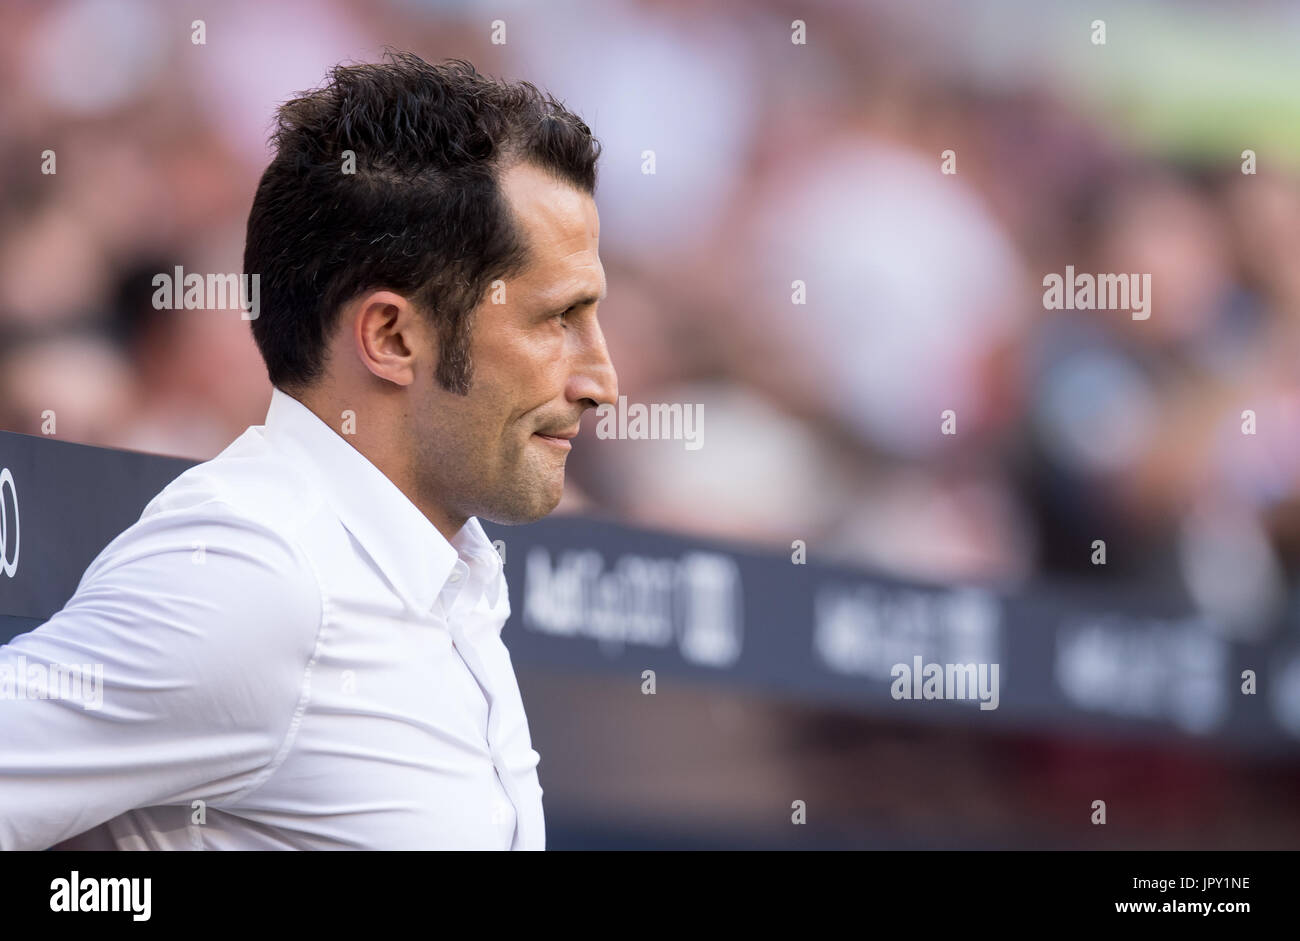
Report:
437,548,521,845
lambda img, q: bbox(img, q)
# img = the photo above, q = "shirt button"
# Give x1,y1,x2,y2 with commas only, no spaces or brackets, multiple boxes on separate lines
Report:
448,571,462,584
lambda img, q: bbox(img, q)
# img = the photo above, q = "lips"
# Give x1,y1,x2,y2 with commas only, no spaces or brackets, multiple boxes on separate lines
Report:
533,431,573,451
535,427,579,440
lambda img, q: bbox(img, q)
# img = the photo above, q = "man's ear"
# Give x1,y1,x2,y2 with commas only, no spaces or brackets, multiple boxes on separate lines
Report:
351,290,428,387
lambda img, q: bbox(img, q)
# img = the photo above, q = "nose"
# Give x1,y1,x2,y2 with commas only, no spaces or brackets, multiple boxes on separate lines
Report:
567,318,618,412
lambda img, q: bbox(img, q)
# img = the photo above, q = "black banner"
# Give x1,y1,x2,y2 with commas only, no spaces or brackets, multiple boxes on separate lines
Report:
4,429,1299,755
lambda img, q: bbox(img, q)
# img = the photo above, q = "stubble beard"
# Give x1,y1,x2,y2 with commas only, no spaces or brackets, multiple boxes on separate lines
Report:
447,432,566,527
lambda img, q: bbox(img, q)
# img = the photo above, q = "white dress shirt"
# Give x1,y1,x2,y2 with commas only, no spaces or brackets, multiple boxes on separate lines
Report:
0,388,544,850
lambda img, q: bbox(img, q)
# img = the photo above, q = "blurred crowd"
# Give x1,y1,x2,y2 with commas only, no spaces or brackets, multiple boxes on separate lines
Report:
3,0,1300,640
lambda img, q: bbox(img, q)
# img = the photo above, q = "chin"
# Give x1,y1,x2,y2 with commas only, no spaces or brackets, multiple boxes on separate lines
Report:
527,484,565,521
478,481,564,525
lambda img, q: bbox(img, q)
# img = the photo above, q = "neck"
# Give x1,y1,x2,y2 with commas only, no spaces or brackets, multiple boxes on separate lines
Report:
291,386,468,544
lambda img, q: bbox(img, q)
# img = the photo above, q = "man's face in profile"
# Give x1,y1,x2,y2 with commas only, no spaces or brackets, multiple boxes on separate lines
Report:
415,161,617,526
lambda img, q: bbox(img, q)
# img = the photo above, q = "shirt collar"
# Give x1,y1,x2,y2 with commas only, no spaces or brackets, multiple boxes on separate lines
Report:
261,387,502,614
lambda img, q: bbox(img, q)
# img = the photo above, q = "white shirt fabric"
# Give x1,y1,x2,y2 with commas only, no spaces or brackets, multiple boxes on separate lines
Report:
0,388,544,850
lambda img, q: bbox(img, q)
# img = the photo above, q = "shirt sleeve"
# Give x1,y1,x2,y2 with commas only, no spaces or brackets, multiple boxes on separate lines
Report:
0,500,323,850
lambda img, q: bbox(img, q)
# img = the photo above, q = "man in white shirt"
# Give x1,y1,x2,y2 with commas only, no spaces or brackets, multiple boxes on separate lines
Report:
0,52,617,850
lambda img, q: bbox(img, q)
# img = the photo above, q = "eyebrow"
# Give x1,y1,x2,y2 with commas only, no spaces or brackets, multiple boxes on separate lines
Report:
549,286,607,310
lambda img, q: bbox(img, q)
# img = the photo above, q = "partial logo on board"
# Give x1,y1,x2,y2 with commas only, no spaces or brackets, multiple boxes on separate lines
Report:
0,467,17,577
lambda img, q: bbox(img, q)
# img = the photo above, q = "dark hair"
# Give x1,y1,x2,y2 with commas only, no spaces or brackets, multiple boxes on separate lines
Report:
244,51,601,394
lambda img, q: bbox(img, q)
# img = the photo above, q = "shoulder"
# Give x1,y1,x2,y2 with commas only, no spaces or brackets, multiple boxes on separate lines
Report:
71,427,328,664
140,425,325,542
